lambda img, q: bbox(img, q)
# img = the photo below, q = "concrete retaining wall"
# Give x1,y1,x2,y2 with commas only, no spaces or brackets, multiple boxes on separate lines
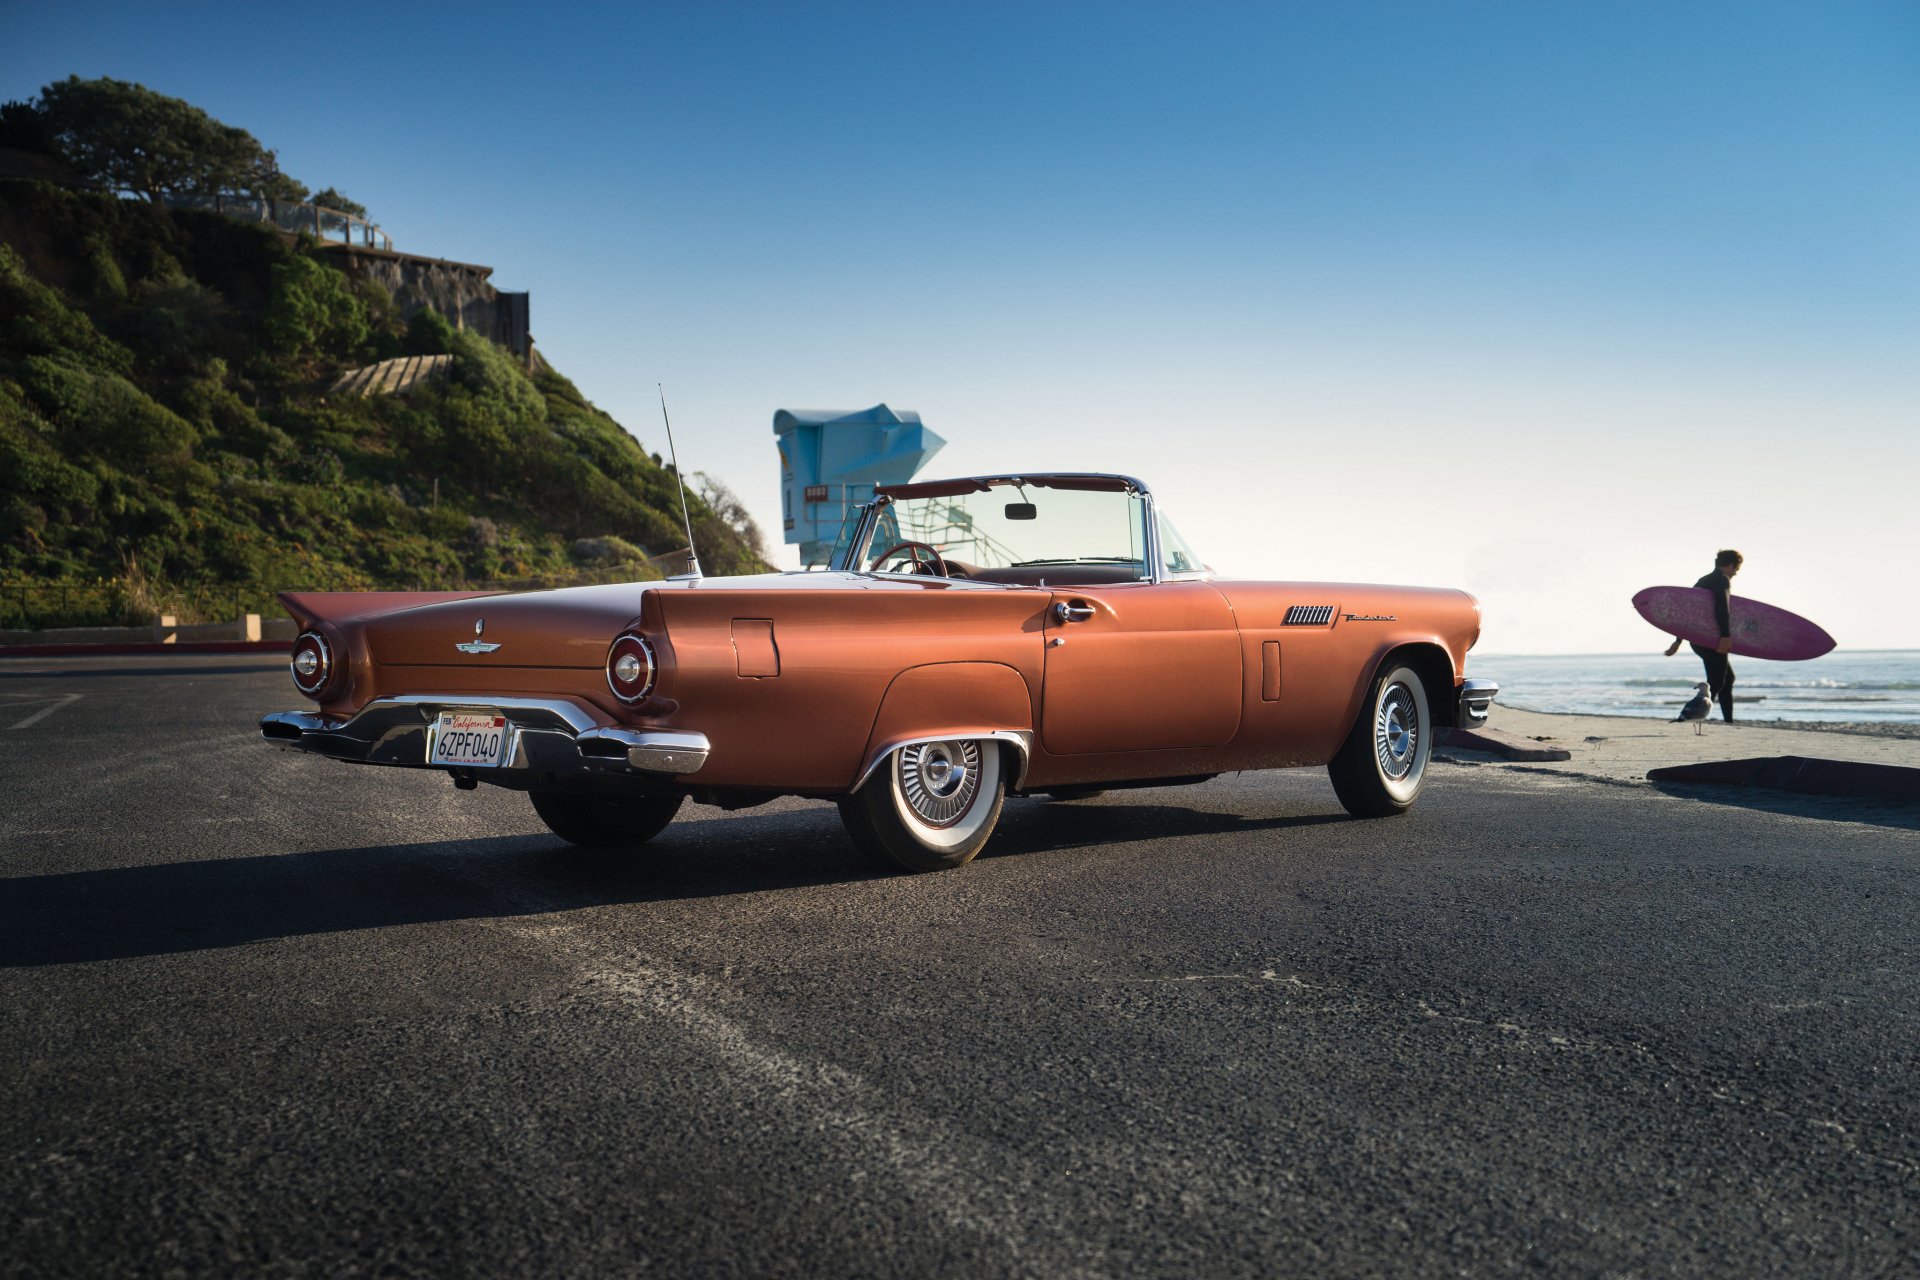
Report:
322,245,530,361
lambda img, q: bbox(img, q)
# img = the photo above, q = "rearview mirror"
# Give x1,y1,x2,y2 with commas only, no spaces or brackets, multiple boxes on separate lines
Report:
1004,502,1037,521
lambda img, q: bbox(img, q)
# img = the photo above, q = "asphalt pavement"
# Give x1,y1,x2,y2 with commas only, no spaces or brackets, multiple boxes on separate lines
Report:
2,655,1916,1277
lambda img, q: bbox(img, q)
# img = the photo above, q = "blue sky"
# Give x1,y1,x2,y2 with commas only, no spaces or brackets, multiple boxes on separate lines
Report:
5,1,1916,651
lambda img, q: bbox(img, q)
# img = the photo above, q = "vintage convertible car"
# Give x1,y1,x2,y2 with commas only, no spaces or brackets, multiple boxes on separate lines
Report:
262,473,1496,872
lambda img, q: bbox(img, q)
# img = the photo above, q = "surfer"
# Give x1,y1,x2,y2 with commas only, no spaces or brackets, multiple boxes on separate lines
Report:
1664,549,1743,721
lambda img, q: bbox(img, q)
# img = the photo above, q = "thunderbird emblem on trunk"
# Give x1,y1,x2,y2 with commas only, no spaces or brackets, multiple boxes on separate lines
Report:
455,618,502,654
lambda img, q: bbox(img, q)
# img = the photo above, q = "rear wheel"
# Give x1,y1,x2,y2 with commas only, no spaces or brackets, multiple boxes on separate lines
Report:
839,739,1007,873
530,791,683,847
1327,664,1431,818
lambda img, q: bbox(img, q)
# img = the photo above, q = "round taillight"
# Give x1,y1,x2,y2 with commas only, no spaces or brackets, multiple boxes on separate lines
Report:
290,631,333,698
606,633,656,703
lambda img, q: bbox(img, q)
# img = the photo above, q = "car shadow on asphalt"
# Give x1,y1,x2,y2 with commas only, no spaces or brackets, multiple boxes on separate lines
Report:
987,795,1351,859
1647,782,1920,832
0,799,1353,969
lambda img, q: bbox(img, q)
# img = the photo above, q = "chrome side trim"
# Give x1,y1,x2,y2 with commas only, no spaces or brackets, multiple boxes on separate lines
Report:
1457,678,1499,727
576,728,710,775
1141,488,1163,585
852,730,1032,793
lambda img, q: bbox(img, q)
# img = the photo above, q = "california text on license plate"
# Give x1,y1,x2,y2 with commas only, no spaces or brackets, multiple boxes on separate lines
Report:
429,711,508,768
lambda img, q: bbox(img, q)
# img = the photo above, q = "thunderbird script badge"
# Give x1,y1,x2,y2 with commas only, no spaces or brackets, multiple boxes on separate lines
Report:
455,618,502,654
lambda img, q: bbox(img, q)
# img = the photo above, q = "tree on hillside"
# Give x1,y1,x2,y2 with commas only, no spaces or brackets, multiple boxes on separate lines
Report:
310,187,368,219
20,76,306,204
0,99,58,157
254,164,310,203
694,472,769,564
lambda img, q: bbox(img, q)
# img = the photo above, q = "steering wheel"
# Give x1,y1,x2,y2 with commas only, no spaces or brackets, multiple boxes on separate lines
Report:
870,541,951,578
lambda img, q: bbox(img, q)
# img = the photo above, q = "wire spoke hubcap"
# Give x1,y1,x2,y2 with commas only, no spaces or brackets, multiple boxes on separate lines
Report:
1375,685,1419,781
898,740,981,828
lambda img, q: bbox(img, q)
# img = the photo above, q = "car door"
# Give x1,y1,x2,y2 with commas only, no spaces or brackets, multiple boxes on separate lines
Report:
1040,581,1242,754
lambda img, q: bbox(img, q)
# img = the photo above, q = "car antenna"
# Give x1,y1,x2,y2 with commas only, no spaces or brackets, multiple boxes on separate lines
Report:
657,383,702,579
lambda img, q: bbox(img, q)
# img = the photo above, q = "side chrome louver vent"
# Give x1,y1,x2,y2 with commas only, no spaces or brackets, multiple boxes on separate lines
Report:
1283,605,1336,627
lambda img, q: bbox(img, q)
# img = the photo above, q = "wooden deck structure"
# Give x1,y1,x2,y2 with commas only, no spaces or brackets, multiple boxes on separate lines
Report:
328,354,451,397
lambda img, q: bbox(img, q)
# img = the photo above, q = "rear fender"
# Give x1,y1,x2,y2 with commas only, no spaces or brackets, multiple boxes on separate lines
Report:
853,662,1035,791
278,589,502,714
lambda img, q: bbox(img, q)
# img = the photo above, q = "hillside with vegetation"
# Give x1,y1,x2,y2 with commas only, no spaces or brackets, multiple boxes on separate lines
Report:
0,79,766,628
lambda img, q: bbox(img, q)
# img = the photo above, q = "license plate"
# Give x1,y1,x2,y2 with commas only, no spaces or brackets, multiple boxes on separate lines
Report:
429,711,509,768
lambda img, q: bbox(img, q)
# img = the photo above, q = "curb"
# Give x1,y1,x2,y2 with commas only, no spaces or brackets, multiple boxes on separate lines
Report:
0,640,292,659
1441,726,1573,762
1648,756,1920,803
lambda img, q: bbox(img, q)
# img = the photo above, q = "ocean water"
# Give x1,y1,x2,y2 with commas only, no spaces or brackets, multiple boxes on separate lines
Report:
1477,650,1920,725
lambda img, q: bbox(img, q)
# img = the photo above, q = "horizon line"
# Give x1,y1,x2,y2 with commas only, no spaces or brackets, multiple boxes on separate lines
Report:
1478,648,1919,659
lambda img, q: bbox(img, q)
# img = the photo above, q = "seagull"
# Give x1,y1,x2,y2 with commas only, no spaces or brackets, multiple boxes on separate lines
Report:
1676,682,1712,734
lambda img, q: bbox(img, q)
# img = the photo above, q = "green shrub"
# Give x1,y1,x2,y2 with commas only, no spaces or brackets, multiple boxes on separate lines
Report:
16,355,199,464
406,306,454,354
0,242,133,374
446,328,545,423
81,235,126,300
292,447,346,486
571,534,646,564
0,437,102,512
127,278,228,369
263,255,368,356
137,247,187,287
0,398,95,507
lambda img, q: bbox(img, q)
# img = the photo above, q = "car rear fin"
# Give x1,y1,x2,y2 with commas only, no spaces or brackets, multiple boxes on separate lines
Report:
276,590,501,630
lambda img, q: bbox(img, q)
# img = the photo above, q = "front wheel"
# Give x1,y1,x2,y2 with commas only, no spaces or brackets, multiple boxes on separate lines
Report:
839,739,1007,873
1327,664,1431,818
530,791,683,847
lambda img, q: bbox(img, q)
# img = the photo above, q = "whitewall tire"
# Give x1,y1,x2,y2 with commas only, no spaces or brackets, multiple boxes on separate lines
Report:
1327,664,1431,818
839,739,1008,872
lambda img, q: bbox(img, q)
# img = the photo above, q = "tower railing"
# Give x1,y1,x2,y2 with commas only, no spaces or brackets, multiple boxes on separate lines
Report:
163,192,391,251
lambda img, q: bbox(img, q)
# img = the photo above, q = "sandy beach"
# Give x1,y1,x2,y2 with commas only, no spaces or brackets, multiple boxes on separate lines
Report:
1459,703,1920,788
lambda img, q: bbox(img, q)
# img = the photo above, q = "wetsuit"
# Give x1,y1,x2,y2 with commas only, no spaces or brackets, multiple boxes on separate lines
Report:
1690,569,1735,721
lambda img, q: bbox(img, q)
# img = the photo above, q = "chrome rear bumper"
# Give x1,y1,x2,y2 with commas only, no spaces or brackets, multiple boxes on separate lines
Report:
260,695,709,779
1456,678,1498,727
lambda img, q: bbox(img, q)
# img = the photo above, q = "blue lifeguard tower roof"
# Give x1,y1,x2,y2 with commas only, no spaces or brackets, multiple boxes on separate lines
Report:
774,404,946,566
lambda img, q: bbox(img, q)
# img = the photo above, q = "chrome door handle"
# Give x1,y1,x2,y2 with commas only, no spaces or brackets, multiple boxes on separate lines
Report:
1053,602,1095,624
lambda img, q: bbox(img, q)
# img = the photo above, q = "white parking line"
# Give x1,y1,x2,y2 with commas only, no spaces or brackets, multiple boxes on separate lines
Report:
6,694,81,730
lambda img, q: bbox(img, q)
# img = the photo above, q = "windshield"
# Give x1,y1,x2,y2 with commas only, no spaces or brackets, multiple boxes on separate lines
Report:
1157,513,1206,576
853,486,1150,578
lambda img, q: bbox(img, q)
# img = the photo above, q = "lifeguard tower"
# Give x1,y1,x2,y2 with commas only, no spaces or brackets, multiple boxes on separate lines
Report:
774,405,946,566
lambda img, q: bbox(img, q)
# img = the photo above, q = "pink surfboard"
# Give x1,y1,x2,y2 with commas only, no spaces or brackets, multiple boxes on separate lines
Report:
1632,586,1836,661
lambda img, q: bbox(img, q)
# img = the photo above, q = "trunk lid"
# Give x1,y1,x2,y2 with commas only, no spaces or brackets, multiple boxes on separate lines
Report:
355,583,650,669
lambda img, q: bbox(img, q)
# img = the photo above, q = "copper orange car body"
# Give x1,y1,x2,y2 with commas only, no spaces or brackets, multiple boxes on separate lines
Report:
262,473,1497,871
